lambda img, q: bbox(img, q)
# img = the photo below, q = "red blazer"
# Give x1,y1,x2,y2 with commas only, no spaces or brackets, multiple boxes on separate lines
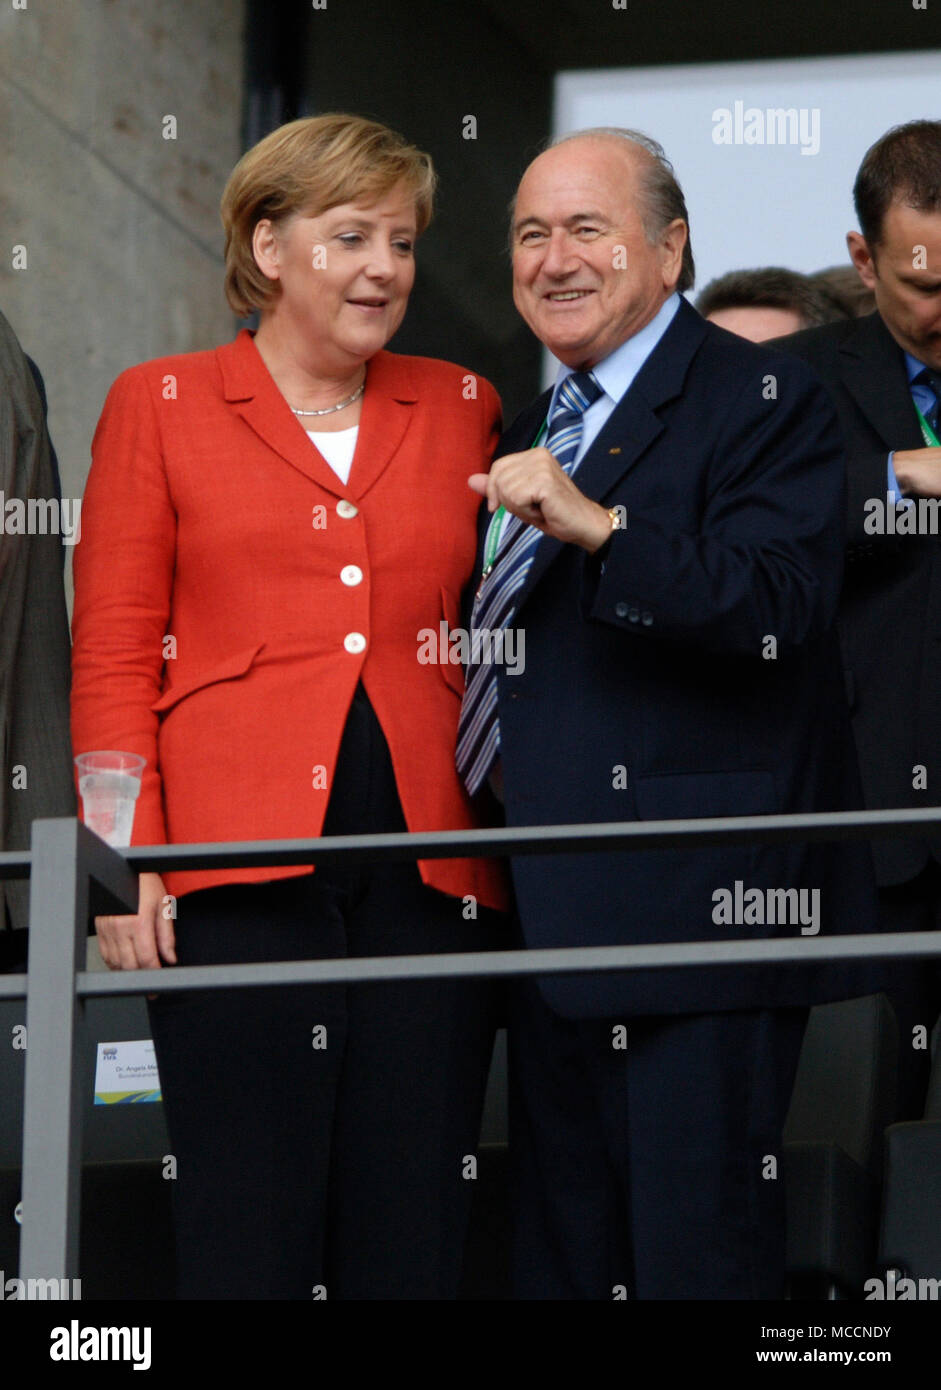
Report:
71,330,509,909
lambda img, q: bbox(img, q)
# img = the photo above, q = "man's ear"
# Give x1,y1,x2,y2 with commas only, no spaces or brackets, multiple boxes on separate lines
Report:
660,219,687,291
252,219,282,283
847,231,877,290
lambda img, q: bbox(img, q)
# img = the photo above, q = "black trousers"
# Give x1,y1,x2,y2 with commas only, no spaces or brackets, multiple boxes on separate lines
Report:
508,975,807,1300
148,686,505,1299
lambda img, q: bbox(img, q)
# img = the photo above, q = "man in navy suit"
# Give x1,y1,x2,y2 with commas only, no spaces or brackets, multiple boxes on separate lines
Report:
774,121,941,1120
457,128,877,1299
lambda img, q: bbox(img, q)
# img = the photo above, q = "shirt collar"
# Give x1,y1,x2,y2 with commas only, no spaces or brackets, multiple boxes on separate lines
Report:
904,350,932,384
549,293,682,411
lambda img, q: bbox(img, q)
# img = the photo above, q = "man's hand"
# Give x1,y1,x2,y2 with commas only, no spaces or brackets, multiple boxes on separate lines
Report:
469,448,612,553
893,447,941,498
95,871,176,971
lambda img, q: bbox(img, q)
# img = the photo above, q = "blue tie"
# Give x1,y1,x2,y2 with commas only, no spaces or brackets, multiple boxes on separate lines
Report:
913,368,941,433
456,371,604,795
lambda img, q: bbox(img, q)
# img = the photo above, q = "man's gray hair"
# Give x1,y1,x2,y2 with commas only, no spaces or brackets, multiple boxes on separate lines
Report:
549,127,695,292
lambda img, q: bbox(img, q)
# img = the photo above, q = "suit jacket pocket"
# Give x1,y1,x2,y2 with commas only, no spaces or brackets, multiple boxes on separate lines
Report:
633,768,777,820
150,643,265,714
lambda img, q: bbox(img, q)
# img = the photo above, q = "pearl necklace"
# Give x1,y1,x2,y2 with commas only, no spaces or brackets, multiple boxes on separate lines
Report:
290,381,365,416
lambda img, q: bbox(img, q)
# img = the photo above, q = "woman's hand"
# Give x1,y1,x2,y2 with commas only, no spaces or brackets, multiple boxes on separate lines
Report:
95,871,177,971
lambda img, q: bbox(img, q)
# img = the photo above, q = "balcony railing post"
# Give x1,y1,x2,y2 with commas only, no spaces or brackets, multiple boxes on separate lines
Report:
19,818,89,1286
19,818,138,1292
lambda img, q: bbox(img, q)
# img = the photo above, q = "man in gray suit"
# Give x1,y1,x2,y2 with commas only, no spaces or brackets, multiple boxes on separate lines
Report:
0,308,75,969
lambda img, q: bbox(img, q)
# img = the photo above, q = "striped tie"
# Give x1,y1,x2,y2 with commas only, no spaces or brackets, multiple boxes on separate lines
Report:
456,370,603,795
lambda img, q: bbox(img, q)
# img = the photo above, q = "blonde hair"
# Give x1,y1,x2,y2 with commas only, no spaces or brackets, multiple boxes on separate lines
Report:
221,113,436,317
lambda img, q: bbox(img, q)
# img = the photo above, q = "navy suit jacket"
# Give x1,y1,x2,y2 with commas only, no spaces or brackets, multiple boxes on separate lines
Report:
482,298,880,1018
774,311,941,888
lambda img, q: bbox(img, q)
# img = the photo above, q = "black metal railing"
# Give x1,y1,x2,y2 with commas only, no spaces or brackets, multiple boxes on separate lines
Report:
5,808,941,1294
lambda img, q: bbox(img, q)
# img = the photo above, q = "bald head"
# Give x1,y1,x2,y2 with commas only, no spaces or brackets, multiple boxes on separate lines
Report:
537,128,695,294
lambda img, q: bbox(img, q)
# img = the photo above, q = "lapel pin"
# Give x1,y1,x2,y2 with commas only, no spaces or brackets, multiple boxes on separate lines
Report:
609,446,622,454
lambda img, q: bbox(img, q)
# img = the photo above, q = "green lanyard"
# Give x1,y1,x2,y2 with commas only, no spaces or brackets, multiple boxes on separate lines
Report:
480,418,549,579
915,403,941,448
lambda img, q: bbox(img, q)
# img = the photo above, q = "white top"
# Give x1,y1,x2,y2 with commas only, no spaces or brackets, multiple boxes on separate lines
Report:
306,425,359,485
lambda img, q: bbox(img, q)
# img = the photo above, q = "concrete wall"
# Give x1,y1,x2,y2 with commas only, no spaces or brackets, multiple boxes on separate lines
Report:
0,0,245,583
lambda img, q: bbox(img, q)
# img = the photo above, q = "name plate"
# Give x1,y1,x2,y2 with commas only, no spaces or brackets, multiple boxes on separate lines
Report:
93,1039,162,1104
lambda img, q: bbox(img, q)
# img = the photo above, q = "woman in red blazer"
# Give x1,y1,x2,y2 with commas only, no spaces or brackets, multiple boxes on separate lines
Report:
71,114,508,1300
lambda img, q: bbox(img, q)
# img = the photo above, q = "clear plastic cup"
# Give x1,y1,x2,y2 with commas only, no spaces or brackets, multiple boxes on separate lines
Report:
75,751,146,848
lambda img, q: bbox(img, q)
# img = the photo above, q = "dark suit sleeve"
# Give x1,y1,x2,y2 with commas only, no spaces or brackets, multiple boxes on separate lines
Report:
845,446,897,552
582,358,845,659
